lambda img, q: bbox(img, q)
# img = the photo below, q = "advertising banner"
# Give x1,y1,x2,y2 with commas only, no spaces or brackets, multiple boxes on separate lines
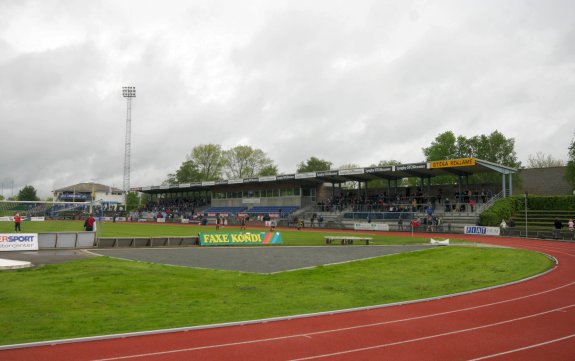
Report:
354,223,390,231
431,158,476,169
464,226,500,236
0,233,39,251
199,232,283,246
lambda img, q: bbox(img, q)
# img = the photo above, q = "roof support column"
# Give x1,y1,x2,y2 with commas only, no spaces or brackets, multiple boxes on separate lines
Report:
502,173,507,197
509,172,513,196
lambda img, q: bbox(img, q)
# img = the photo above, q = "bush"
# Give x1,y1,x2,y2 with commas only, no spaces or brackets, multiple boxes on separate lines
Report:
480,195,575,226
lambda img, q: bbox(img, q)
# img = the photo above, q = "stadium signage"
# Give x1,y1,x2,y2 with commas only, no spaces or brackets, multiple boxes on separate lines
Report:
0,233,39,251
259,176,277,182
160,185,170,189
199,232,283,246
178,183,191,188
338,168,364,175
202,181,216,186
396,163,427,171
276,174,295,180
316,170,339,177
354,223,390,231
228,179,243,184
431,158,476,169
365,166,393,173
464,226,500,236
216,180,229,185
244,177,259,183
295,172,316,179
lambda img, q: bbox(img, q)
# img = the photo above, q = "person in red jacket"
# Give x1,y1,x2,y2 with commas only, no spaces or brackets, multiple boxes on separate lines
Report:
14,213,21,232
84,214,95,231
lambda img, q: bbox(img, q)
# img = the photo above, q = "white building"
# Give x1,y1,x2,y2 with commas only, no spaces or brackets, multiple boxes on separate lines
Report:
53,182,124,206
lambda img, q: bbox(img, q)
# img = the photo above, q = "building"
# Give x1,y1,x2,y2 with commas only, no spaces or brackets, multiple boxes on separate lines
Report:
53,182,124,206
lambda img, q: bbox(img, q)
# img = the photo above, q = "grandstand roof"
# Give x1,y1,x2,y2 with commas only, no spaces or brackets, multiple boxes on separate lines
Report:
134,158,517,194
53,182,123,193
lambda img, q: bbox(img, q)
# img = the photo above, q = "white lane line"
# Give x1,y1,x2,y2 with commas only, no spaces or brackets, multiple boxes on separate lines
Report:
468,333,575,361
92,283,575,361
288,304,575,361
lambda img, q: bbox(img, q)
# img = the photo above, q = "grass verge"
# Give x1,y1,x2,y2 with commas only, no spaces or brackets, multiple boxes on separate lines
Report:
0,246,552,345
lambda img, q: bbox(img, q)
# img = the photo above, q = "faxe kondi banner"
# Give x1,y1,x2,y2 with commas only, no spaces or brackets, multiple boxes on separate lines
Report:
199,232,283,246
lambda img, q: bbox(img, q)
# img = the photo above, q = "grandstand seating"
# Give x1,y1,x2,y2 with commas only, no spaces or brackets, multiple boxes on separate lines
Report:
342,212,416,221
202,207,247,215
246,206,299,218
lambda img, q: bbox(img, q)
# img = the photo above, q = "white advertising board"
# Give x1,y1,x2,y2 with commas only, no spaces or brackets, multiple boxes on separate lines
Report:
464,226,501,236
354,223,390,231
0,233,39,251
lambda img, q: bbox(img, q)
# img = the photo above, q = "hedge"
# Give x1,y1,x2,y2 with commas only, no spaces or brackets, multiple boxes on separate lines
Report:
479,195,575,227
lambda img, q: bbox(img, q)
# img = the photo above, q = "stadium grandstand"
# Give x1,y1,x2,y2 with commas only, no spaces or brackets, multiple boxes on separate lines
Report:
130,158,518,231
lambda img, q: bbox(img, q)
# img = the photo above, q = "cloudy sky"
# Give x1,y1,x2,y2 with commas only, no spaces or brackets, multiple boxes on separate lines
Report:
1,0,574,199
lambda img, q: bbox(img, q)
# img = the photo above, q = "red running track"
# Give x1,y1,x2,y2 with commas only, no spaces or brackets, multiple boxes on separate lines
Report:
2,236,575,360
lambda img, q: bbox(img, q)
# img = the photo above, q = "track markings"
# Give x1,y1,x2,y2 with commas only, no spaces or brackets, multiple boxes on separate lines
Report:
92,282,575,361
287,305,575,361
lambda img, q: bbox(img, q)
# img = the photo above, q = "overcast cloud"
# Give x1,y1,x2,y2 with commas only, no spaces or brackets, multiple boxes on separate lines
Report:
1,0,574,198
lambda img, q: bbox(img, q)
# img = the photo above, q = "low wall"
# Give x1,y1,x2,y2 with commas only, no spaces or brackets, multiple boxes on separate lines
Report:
38,232,97,249
96,237,200,248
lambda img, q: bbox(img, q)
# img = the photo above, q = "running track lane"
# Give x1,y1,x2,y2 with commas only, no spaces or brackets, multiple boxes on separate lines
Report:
2,236,575,360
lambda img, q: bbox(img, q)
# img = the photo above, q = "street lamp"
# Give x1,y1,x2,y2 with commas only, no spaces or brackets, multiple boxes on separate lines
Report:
122,86,136,209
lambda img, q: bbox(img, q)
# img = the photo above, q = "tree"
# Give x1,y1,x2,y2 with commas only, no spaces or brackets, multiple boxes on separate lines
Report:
223,146,276,179
297,157,332,173
258,164,279,176
18,185,39,201
423,130,520,168
165,160,201,185
422,131,459,161
126,192,140,211
189,144,225,181
422,130,521,185
377,160,401,166
565,135,575,190
165,144,225,184
526,152,565,168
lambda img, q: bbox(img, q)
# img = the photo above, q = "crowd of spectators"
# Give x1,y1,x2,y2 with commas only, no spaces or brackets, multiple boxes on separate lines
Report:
318,187,495,214
133,196,210,220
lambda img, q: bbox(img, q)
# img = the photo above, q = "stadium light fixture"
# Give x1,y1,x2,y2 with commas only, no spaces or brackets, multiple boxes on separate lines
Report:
122,86,136,208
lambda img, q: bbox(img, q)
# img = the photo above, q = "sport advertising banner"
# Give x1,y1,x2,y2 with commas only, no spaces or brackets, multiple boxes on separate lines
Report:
199,232,283,246
0,233,39,251
464,226,501,236
354,223,390,231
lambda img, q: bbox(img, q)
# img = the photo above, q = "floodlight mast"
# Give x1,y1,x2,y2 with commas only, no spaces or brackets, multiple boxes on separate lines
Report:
122,86,136,208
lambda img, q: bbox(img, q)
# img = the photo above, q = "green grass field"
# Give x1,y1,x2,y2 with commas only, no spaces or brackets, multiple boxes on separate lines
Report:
1,220,459,246
0,221,554,346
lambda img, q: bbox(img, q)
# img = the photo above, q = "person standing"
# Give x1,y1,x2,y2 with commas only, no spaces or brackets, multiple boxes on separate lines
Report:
568,218,574,233
14,213,21,232
84,213,95,231
554,217,563,239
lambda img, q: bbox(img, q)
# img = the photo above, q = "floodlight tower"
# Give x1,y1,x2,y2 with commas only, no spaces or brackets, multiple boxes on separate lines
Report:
122,86,136,207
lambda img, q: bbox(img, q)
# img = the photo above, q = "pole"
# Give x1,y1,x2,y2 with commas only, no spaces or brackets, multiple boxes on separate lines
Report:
122,86,136,210
525,192,528,238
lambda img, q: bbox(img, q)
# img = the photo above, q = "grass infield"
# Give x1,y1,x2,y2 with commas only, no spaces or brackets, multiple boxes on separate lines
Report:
0,221,554,346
